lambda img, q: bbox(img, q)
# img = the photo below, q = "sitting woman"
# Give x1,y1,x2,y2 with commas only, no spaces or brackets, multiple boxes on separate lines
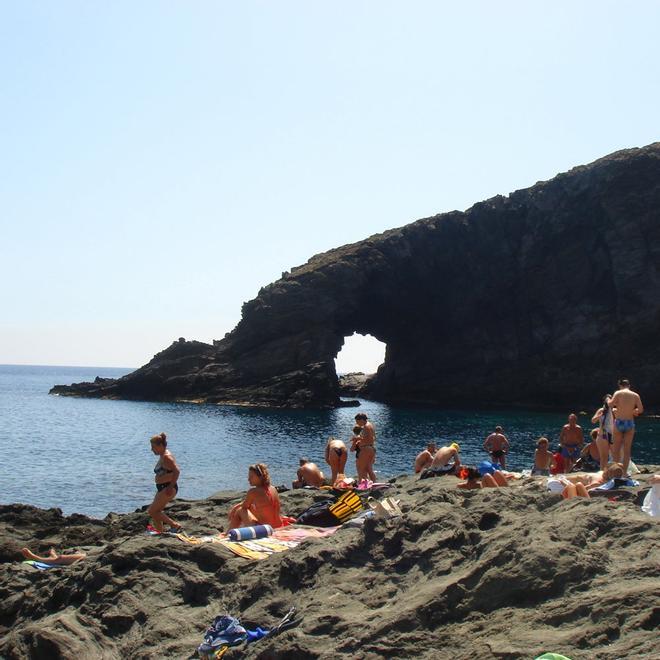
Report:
561,462,624,499
229,463,285,529
21,547,86,566
457,466,509,489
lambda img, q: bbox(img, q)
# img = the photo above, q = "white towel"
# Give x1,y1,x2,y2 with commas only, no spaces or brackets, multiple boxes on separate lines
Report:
641,483,660,518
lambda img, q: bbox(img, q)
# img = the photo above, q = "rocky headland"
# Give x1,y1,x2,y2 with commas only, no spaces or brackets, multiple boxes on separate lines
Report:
51,143,660,408
1,471,659,659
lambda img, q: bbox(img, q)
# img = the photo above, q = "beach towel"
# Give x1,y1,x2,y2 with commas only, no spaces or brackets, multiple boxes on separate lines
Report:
216,537,299,560
22,560,58,571
228,524,273,541
271,524,339,541
641,484,660,517
342,509,375,528
592,477,639,491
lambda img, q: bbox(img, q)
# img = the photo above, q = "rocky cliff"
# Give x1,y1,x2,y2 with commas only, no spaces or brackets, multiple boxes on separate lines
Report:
52,143,660,408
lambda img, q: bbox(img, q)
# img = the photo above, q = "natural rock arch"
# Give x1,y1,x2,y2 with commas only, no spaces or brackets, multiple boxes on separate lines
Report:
53,143,660,408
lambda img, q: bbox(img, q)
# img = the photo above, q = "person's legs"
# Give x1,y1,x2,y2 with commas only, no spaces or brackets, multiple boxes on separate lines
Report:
492,471,508,487
575,483,590,498
228,503,242,529
596,438,610,471
622,429,635,474
356,451,368,480
338,450,347,477
21,547,86,565
148,490,176,532
612,428,623,464
327,452,340,484
360,447,376,481
562,483,589,499
481,474,498,487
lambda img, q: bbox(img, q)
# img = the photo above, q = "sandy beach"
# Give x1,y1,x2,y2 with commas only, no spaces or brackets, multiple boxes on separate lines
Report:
1,468,658,659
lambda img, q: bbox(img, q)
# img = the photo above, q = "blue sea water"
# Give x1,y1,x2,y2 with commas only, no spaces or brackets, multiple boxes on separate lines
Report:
1,364,658,518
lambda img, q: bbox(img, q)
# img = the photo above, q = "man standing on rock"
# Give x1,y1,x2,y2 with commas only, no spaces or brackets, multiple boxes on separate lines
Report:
610,378,644,475
559,414,584,473
483,426,510,468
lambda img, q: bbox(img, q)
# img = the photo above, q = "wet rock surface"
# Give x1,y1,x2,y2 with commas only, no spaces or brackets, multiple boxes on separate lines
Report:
52,143,660,408
1,470,659,659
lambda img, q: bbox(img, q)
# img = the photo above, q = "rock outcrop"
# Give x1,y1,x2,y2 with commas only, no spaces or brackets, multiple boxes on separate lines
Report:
1,472,659,659
52,143,660,408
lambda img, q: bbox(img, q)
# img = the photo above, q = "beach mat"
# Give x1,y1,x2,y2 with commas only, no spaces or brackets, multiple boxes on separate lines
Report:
215,538,300,560
22,560,58,570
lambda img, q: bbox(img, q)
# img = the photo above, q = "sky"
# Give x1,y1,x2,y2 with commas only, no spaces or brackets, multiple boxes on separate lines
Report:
1,1,659,373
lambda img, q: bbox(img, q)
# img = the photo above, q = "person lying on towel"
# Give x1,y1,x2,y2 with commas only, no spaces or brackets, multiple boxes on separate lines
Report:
21,547,86,566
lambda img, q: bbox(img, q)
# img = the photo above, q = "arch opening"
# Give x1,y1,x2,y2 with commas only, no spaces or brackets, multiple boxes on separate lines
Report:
335,333,386,376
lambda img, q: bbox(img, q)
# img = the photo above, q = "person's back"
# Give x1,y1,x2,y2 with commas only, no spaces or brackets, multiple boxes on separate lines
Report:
611,386,643,421
249,485,282,527
415,443,436,473
299,462,324,488
430,443,460,469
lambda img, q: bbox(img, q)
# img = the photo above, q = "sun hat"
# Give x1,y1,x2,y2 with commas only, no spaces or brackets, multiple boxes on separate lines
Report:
450,442,460,452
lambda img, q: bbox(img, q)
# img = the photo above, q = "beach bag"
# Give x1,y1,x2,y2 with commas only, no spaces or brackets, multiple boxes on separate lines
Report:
368,496,402,519
296,490,363,527
328,489,363,522
295,501,340,527
228,524,273,541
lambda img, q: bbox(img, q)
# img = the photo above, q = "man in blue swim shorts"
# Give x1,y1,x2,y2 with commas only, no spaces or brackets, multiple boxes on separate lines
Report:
559,413,584,472
610,378,644,475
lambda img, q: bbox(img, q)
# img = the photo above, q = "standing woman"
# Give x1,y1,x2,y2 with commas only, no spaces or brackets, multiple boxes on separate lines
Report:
591,394,614,471
148,432,181,533
354,413,377,481
325,437,348,485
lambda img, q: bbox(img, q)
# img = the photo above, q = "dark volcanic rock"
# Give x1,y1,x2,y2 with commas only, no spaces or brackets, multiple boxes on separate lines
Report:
52,143,660,408
338,372,375,397
1,473,659,659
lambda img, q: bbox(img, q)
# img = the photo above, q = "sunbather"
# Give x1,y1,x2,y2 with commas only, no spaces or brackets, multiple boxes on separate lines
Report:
457,467,509,489
414,442,437,473
292,458,325,488
325,437,348,484
559,463,624,499
148,432,181,533
229,463,286,529
21,547,86,566
430,443,461,472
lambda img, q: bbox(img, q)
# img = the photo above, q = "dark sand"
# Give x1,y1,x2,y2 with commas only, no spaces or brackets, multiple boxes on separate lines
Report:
1,469,659,659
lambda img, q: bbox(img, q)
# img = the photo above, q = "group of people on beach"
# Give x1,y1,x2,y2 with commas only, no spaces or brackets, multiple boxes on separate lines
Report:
145,413,378,534
144,379,644,532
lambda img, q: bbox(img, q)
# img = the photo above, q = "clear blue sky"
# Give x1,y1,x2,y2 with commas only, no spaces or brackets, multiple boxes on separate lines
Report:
2,1,659,371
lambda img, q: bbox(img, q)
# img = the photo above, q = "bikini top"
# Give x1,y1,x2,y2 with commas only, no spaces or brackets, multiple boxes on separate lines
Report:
154,456,173,477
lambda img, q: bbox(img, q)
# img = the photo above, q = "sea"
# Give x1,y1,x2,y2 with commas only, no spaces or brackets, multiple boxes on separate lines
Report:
1,364,658,518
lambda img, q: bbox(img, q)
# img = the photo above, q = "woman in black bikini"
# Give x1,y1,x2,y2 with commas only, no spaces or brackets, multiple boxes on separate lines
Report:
325,437,348,484
148,432,181,533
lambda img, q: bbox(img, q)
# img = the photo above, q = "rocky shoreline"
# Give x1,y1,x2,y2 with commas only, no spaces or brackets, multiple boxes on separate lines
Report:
1,468,658,659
